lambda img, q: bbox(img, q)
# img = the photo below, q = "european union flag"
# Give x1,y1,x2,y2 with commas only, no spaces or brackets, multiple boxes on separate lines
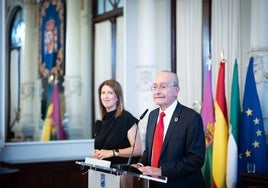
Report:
238,57,268,175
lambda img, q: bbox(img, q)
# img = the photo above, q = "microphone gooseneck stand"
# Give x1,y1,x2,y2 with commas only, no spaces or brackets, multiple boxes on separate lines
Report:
113,109,149,174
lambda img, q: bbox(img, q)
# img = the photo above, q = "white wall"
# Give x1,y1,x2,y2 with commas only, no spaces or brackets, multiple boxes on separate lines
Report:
1,0,267,163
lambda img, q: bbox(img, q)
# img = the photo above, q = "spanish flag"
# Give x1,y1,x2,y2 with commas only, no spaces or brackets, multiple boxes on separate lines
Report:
212,61,229,187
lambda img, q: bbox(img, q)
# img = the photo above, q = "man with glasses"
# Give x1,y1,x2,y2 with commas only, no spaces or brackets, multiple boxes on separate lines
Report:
133,70,205,188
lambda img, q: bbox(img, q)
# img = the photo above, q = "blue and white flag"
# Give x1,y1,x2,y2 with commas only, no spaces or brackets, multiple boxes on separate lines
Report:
238,57,268,175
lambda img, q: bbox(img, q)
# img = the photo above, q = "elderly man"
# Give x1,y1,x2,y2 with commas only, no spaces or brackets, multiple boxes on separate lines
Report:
134,70,205,188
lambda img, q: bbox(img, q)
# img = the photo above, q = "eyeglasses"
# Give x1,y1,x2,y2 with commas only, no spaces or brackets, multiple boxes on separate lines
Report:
151,84,178,91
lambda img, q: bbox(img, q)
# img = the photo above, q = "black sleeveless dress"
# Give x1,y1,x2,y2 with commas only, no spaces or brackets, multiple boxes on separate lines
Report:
94,110,140,165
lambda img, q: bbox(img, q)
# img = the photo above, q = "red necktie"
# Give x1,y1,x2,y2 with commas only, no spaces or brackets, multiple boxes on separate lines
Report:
151,112,165,167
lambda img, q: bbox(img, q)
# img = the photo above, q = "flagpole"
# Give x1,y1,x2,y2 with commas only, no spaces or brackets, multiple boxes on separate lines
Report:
208,54,212,71
48,74,54,84
221,50,226,63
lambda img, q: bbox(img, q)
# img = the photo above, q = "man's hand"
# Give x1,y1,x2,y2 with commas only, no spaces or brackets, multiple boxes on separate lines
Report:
138,166,162,177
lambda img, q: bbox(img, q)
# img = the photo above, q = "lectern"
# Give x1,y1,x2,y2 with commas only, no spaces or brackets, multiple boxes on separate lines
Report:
76,159,167,188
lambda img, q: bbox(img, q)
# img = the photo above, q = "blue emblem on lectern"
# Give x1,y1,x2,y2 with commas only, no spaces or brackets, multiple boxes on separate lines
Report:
100,173,105,187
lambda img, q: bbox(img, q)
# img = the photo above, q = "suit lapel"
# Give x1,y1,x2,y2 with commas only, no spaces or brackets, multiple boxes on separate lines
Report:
148,110,159,159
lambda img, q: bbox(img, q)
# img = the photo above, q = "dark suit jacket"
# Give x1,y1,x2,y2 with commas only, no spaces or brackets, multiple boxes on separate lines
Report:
139,102,205,188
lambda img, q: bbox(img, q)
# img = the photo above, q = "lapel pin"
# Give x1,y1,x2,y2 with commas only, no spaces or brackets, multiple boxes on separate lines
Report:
174,117,178,122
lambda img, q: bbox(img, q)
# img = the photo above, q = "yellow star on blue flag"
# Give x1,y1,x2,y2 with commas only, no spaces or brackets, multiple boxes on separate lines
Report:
238,57,268,178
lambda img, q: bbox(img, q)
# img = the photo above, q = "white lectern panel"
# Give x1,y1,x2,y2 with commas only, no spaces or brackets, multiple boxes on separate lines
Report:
88,169,120,188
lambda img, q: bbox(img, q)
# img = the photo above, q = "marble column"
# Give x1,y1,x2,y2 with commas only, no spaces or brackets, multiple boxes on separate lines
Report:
136,0,158,144
12,1,38,141
64,0,83,139
79,0,92,138
249,0,268,136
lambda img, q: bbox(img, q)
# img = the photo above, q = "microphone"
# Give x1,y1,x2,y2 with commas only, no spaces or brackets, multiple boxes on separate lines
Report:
139,109,149,121
127,108,148,165
113,109,149,174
